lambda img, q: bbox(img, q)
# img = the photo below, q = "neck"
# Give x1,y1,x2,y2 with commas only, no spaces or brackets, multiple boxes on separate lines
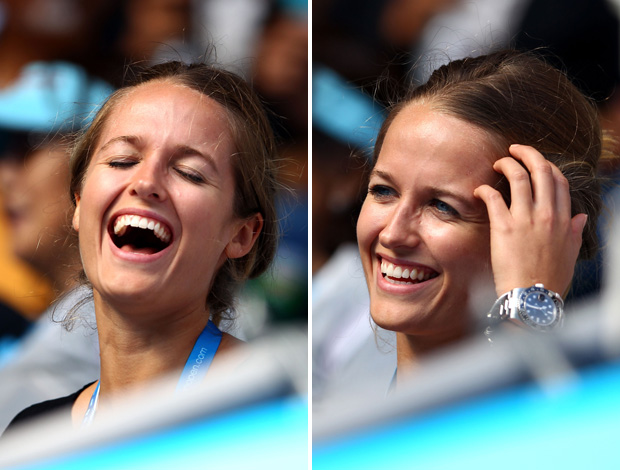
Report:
395,330,466,382
94,292,211,397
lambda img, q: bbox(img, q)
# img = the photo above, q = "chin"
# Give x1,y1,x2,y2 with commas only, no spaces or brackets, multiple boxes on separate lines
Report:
369,295,470,339
369,300,429,334
96,276,163,304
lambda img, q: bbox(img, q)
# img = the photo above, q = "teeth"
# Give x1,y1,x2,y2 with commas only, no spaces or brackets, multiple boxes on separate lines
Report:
380,260,434,283
113,214,171,243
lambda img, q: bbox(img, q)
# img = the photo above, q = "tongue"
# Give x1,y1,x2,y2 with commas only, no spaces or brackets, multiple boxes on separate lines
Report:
120,244,159,255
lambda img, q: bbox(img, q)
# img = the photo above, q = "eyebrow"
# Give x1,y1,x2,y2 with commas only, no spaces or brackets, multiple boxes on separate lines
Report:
369,168,395,185
97,136,219,174
174,145,219,174
98,135,140,153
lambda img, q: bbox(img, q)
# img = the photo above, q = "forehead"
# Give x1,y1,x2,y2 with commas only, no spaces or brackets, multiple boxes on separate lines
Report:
99,81,234,146
376,103,503,185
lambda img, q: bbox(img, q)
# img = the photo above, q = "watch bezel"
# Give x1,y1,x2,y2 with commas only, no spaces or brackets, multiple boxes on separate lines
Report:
516,285,562,332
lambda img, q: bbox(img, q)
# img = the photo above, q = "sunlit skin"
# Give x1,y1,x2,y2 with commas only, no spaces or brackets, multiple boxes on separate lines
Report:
70,81,262,420
357,103,502,366
357,102,587,373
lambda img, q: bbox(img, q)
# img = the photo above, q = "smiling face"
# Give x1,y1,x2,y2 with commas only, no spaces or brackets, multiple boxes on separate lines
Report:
357,103,503,343
73,80,259,319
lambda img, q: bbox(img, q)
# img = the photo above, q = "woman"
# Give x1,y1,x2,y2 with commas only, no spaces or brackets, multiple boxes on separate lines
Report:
356,50,617,381
6,61,279,428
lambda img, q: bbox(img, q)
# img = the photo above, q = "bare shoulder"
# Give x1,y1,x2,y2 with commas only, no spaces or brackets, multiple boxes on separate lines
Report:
211,332,248,370
217,332,245,354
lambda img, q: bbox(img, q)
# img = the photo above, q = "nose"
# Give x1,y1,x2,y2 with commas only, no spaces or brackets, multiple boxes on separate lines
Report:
127,158,167,202
378,202,422,250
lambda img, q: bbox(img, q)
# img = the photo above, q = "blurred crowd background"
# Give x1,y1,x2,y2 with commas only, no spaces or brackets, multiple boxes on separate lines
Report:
0,0,308,434
312,0,620,399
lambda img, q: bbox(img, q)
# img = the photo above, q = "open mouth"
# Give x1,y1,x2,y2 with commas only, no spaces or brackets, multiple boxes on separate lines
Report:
110,214,172,255
380,258,438,285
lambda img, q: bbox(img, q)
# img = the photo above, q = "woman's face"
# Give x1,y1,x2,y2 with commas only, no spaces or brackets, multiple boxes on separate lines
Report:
73,81,255,318
357,103,502,341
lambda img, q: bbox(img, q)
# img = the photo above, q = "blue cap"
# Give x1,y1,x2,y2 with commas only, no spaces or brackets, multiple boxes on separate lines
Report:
312,66,385,158
0,61,113,134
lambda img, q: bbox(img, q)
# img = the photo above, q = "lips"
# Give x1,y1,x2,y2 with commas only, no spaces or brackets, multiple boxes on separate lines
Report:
109,213,173,255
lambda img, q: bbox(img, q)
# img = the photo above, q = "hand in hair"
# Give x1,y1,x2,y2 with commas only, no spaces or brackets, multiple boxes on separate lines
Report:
474,144,588,297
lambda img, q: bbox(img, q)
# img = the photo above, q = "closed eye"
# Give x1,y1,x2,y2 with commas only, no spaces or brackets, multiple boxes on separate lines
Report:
108,159,137,169
175,167,206,184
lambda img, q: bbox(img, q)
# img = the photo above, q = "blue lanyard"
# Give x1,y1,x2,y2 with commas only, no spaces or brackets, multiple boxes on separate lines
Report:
82,320,222,427
175,320,222,394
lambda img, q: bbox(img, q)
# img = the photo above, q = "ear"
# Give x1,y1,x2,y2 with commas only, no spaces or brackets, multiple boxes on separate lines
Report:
72,193,81,232
225,213,264,259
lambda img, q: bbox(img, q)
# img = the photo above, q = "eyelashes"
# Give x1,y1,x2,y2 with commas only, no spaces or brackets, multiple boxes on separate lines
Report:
368,184,394,199
429,199,459,216
368,184,460,217
106,158,207,185
174,167,206,184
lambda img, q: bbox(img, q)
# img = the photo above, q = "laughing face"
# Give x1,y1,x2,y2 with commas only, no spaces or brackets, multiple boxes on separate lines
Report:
73,81,260,319
357,103,502,342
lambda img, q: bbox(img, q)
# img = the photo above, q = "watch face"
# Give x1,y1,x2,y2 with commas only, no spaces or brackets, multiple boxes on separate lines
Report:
517,286,560,331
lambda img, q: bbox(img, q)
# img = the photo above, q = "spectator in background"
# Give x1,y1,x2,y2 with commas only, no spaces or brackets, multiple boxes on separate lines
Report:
0,0,124,86
0,0,125,333
0,62,112,434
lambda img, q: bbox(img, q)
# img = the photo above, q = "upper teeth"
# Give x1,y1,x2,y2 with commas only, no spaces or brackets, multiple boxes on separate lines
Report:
380,260,433,282
113,215,171,243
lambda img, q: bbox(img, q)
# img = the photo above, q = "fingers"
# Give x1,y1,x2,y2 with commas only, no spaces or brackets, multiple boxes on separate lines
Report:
475,144,586,296
491,144,572,219
491,155,533,218
473,184,510,224
507,144,572,214
571,213,588,242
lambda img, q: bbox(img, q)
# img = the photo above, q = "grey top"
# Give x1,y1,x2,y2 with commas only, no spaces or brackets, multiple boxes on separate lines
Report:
0,287,99,435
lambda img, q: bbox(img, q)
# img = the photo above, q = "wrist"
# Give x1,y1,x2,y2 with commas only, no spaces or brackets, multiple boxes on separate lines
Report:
488,283,564,332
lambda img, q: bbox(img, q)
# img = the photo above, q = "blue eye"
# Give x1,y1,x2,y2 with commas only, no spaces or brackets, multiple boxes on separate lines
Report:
431,199,458,215
368,184,394,199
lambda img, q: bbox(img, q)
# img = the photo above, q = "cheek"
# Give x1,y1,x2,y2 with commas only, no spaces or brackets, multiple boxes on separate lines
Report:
356,199,381,249
433,224,492,276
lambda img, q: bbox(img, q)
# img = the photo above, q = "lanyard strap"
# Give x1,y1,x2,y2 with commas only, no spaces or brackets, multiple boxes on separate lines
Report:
82,320,222,427
175,320,222,394
82,381,100,427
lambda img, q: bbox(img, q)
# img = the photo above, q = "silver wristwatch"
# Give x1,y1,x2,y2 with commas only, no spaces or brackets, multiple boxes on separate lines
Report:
488,283,564,332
